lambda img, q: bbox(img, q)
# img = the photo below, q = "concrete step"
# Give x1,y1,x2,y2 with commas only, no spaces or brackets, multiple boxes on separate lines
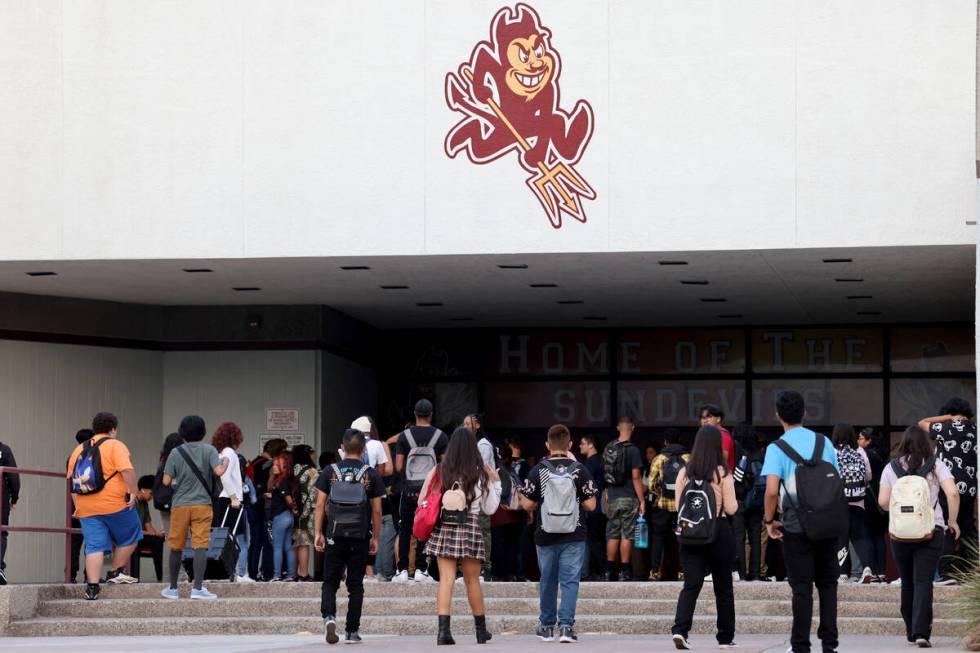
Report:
37,596,956,619
34,580,963,602
8,614,968,638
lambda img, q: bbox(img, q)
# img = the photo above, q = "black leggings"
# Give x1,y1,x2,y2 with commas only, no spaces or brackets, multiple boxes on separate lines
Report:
838,505,872,576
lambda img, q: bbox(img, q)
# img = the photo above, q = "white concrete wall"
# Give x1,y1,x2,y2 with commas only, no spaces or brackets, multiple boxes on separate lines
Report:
162,350,320,459
0,0,973,259
0,340,163,583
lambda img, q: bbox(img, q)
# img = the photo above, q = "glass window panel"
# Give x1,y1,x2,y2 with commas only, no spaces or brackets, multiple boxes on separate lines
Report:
484,382,611,428
618,330,745,374
890,327,975,373
752,379,883,426
752,328,883,373
889,378,977,426
618,380,746,427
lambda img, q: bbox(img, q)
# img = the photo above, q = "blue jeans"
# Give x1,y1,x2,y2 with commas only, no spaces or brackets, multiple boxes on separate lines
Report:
271,511,296,579
236,519,250,577
536,540,586,627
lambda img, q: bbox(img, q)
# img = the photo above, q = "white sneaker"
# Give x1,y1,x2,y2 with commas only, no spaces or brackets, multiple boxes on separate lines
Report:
414,570,436,583
860,567,874,584
392,570,410,583
455,575,464,584
236,574,255,583
363,575,380,584
672,634,692,650
891,577,903,586
704,574,713,581
838,574,849,584
732,572,741,582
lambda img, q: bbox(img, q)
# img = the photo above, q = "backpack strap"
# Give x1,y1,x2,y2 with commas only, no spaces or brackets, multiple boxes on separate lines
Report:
774,438,806,467
177,445,214,497
403,429,418,449
809,434,825,466
426,430,443,448
330,463,342,479
916,455,938,478
354,466,369,482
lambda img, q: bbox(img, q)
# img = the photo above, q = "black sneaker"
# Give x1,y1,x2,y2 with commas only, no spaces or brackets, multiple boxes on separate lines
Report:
0,568,7,586
559,626,578,643
84,583,100,601
536,624,555,642
325,616,339,645
603,569,617,582
672,634,692,650
344,632,362,644
619,568,633,582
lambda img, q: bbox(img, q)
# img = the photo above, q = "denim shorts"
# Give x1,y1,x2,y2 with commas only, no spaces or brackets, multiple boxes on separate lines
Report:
80,507,142,554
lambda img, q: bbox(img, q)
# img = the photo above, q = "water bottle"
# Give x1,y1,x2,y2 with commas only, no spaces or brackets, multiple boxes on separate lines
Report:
634,515,649,549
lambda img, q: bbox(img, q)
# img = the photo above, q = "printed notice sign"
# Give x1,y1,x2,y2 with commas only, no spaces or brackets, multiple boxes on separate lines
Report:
266,408,299,432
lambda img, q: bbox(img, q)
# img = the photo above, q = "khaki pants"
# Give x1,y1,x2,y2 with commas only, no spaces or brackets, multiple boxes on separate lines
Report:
168,504,213,550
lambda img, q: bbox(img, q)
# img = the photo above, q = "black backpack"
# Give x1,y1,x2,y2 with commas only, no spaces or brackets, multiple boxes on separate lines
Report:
774,435,848,541
677,478,719,545
327,464,370,539
152,460,174,511
660,452,686,497
603,441,634,486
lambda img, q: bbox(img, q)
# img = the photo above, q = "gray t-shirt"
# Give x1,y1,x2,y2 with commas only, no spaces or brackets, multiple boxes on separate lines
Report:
164,442,221,507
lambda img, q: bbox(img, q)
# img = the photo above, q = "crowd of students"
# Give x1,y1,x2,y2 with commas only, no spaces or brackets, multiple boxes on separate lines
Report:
58,391,977,649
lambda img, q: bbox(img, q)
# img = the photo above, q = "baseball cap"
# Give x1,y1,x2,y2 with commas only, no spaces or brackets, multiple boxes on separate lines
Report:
350,416,373,434
414,399,434,417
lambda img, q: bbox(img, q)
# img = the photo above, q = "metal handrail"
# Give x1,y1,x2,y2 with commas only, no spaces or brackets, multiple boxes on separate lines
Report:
0,466,82,584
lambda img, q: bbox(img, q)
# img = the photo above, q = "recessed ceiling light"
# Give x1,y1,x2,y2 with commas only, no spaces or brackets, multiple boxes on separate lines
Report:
25,271,57,277
497,264,529,269
680,280,709,285
822,258,853,263
416,302,443,307
557,300,584,305
857,311,882,316
582,315,607,321
529,283,558,288
699,298,727,303
340,266,371,271
846,295,873,300
233,287,261,292
658,260,688,266
380,285,409,290
182,268,213,273
967,220,977,226
717,314,743,318
449,317,474,322
835,278,864,283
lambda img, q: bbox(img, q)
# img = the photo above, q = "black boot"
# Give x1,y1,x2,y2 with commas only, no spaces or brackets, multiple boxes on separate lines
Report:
474,614,492,644
437,615,455,645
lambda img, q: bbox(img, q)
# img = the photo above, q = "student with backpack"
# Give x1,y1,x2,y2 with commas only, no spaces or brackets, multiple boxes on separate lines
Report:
247,438,288,581
66,412,142,600
601,415,645,581
762,391,847,653
161,415,229,599
738,427,768,581
418,426,501,645
520,424,598,643
393,399,448,583
831,422,874,583
878,425,960,648
670,425,739,650
315,428,385,645
857,427,888,582
646,428,689,581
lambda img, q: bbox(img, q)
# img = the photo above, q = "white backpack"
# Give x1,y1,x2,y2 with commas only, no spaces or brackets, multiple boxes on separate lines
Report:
540,460,580,534
888,456,938,543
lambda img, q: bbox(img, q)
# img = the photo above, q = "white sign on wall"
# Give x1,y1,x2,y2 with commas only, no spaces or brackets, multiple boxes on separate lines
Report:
266,408,299,431
259,432,306,449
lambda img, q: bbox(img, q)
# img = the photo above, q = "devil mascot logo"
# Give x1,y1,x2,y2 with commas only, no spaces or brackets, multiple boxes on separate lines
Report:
445,4,596,229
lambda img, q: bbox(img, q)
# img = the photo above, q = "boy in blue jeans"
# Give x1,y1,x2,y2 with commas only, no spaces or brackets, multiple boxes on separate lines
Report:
521,424,598,643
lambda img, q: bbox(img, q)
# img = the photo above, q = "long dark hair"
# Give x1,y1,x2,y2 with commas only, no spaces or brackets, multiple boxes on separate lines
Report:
685,425,729,484
894,426,935,478
160,432,183,463
832,423,857,450
440,427,489,500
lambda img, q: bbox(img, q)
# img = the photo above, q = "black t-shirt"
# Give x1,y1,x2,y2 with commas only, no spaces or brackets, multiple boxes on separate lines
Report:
522,457,598,546
315,459,386,500
268,480,293,517
605,442,643,500
395,426,449,484
931,419,978,497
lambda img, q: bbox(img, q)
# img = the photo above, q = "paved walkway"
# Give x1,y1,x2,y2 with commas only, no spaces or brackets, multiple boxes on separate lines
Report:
0,634,964,653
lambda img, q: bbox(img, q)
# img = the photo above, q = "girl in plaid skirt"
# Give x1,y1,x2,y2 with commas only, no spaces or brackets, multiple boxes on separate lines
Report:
419,427,502,645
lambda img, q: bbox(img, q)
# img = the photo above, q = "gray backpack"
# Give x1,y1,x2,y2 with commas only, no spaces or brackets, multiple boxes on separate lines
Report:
403,429,442,489
540,460,580,534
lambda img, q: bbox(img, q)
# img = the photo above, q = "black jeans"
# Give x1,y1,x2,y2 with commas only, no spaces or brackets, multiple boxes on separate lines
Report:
491,520,523,579
398,492,428,574
135,535,165,582
862,513,888,576
838,506,872,576
782,533,839,653
584,510,607,577
730,508,746,578
939,495,976,577
321,536,370,632
0,504,9,570
672,519,735,643
892,531,943,641
649,508,677,579
70,517,84,582
247,506,272,579
743,506,763,579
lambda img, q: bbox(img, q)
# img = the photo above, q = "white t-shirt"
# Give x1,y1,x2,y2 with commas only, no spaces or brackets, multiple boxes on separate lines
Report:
477,437,496,468
880,456,954,528
218,446,243,500
337,438,389,469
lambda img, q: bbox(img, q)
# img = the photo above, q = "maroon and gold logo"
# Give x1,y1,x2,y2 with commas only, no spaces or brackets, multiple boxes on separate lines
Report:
445,4,596,229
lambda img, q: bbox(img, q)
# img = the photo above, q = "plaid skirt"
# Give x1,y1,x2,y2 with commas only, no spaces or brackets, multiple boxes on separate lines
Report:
424,513,485,561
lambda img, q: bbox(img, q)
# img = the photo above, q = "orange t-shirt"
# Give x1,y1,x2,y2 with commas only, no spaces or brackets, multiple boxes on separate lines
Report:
66,435,134,518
